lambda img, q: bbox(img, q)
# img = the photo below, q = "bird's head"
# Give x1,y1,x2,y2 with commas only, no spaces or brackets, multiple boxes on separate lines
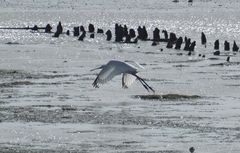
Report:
90,65,105,71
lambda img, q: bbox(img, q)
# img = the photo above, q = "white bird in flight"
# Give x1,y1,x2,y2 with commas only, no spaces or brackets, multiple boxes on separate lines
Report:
91,60,155,93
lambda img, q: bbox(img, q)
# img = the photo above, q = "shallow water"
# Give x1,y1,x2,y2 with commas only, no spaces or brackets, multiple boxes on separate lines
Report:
0,0,240,153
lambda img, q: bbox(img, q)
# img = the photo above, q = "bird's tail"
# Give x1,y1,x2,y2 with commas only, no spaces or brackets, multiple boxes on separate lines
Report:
133,74,155,93
92,76,99,88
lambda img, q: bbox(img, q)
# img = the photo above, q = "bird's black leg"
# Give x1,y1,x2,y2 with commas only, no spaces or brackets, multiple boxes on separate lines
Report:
140,78,155,93
133,74,155,93
138,79,149,92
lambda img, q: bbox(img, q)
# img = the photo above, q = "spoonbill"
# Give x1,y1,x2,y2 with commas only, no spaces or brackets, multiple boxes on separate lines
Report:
91,60,155,93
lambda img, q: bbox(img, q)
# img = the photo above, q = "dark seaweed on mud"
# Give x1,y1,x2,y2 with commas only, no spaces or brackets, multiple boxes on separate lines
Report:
0,69,75,80
0,146,181,153
0,81,34,88
133,94,201,101
221,75,240,80
209,62,240,67
0,69,85,89
0,81,74,88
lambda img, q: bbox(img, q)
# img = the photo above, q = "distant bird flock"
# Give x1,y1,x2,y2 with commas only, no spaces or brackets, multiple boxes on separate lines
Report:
2,21,239,55
1,21,239,92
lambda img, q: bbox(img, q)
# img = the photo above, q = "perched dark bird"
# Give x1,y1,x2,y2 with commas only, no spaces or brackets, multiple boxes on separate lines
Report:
129,29,136,38
169,32,177,43
224,41,230,51
45,24,52,33
153,28,160,42
214,39,219,50
213,50,220,56
189,41,196,51
88,23,95,33
201,32,207,47
115,24,124,42
162,30,168,40
90,33,94,38
66,30,70,36
232,41,239,52
137,26,143,40
142,26,148,40
80,25,85,32
97,28,104,34
184,38,191,51
226,56,230,62
189,147,195,153
78,31,86,41
52,21,63,38
106,30,112,41
56,21,63,34
175,37,183,50
73,26,80,36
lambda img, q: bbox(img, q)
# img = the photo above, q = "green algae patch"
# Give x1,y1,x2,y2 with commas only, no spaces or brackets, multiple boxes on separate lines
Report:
134,94,201,101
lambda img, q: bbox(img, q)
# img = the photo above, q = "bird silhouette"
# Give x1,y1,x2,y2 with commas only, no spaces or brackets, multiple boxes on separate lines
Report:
91,60,155,93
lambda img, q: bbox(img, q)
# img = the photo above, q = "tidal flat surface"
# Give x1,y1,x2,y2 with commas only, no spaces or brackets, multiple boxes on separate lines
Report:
0,0,240,153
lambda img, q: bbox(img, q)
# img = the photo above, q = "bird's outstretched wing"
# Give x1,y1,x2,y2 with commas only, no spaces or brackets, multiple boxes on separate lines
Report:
125,60,144,69
93,63,121,88
122,73,136,88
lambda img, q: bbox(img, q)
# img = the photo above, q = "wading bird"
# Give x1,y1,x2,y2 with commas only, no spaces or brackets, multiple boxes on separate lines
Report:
91,60,155,93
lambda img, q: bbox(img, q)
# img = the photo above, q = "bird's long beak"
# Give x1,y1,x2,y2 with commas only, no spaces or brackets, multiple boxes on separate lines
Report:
90,65,104,71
